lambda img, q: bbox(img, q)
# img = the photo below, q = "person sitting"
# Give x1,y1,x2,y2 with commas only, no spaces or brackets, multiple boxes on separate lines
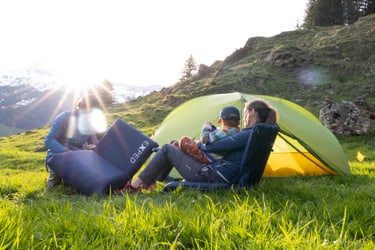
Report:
44,94,104,189
118,99,279,194
173,106,241,163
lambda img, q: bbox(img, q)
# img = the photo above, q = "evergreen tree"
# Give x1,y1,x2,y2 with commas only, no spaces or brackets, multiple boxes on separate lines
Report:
304,0,343,27
181,55,197,80
94,80,115,107
364,0,375,15
303,0,318,27
343,0,360,24
304,0,375,27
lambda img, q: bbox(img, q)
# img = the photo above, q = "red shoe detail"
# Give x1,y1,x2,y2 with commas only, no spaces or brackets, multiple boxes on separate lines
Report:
115,180,142,195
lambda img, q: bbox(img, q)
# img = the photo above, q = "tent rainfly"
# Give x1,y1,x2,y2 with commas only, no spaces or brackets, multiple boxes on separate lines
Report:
152,92,351,177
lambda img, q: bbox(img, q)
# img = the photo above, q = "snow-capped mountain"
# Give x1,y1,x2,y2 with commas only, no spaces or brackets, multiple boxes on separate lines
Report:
0,67,56,91
0,67,163,135
113,83,164,103
0,67,163,104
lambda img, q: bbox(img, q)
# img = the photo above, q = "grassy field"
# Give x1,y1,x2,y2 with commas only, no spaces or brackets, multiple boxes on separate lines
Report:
0,128,374,249
1,14,374,250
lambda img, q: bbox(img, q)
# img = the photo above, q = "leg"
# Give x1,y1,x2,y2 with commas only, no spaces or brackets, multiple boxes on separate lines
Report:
119,147,173,193
125,144,220,193
137,144,175,185
141,144,219,183
46,165,62,189
162,144,211,182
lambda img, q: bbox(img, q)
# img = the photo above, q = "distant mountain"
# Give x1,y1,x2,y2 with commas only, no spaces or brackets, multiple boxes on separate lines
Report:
0,85,74,131
0,123,24,137
112,84,164,103
0,67,55,90
0,67,163,104
4,14,375,137
0,67,163,136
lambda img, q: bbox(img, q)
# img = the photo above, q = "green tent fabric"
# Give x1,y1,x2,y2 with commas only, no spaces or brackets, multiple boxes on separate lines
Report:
152,92,351,177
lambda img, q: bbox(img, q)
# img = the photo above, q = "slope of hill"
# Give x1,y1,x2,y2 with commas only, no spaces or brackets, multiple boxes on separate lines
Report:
1,15,374,249
2,14,374,138
113,14,374,132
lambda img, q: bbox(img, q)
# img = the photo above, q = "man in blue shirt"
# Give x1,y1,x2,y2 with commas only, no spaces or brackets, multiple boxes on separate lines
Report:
44,95,103,189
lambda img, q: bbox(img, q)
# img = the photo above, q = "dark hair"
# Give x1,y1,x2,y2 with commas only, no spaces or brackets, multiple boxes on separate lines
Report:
222,119,240,127
77,95,101,110
245,100,278,124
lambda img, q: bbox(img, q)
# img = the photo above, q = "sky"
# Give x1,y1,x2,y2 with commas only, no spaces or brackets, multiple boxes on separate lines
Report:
0,0,309,88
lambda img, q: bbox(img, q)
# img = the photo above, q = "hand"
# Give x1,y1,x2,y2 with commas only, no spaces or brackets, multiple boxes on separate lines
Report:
203,121,212,126
84,144,97,150
202,121,216,131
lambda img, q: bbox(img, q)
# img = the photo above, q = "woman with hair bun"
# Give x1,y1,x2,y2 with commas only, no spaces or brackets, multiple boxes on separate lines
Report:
118,99,278,194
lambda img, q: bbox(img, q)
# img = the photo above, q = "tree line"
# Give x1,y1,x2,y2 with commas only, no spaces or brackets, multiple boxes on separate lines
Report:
304,0,375,27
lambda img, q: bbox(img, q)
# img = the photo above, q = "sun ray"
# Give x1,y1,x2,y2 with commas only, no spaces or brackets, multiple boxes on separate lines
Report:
13,74,110,131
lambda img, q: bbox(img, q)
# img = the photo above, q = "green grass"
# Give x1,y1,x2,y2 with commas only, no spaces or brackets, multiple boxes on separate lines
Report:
1,14,375,249
0,129,374,249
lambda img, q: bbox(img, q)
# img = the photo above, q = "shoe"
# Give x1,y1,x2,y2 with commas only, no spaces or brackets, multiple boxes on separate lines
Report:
115,180,142,195
163,175,181,183
142,182,157,191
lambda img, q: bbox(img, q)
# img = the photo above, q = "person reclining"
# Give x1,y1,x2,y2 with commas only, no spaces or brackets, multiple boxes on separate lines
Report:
117,100,279,194
172,106,241,163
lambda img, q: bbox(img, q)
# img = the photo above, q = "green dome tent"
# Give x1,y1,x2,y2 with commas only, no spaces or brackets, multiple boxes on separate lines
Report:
152,92,351,177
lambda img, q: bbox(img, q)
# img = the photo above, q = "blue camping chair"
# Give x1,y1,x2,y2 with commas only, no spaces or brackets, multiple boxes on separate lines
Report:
162,123,279,192
47,119,159,195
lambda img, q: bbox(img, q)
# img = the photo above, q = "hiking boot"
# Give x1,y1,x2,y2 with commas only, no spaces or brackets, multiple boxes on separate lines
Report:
115,180,142,195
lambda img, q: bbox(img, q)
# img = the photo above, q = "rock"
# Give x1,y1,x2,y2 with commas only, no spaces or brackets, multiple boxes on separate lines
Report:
319,101,373,136
197,64,210,77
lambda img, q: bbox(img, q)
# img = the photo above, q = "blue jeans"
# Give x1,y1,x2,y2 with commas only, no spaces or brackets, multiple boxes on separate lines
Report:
138,144,222,185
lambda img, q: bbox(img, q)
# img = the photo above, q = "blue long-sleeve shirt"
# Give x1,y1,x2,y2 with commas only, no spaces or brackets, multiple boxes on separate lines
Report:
200,124,240,161
44,110,98,161
200,124,240,144
200,127,253,183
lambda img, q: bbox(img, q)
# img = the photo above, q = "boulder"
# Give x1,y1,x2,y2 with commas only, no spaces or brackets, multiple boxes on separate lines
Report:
319,101,373,136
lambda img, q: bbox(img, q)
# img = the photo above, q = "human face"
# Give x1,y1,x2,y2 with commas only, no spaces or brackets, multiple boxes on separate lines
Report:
243,107,250,127
243,107,255,128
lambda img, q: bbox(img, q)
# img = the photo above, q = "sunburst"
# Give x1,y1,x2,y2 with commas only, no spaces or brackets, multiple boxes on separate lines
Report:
18,74,109,134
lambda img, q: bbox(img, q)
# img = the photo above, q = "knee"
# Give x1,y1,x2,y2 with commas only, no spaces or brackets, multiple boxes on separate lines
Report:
161,143,183,158
161,143,174,153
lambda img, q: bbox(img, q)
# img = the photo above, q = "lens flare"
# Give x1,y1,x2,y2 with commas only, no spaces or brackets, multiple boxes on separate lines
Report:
77,108,107,135
297,66,331,86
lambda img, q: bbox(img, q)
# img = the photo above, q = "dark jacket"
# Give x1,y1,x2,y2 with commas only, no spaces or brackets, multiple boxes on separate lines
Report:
44,110,98,161
200,127,253,183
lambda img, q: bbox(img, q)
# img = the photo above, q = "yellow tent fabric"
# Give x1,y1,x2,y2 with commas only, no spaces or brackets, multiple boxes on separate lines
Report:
153,92,351,177
356,150,366,162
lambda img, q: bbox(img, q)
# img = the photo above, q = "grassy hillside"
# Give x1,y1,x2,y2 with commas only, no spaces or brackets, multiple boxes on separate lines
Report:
0,118,374,248
114,14,374,131
1,14,375,249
